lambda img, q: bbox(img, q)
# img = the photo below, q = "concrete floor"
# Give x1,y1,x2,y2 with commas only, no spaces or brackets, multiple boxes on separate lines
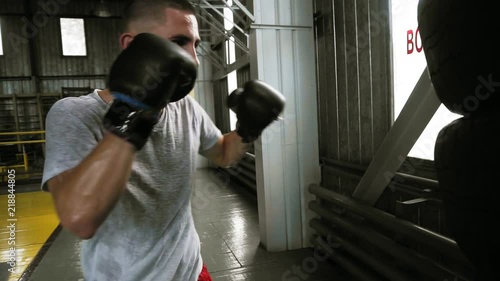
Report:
20,168,354,281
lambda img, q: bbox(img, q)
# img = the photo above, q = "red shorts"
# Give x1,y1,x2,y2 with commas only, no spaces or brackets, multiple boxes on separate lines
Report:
198,264,212,281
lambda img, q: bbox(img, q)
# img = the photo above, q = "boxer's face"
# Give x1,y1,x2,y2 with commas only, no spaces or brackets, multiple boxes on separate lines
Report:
121,8,201,66
150,8,200,65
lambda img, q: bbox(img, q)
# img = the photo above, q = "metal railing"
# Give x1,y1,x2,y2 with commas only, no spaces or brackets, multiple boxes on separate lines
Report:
0,131,45,178
0,130,46,145
308,184,474,281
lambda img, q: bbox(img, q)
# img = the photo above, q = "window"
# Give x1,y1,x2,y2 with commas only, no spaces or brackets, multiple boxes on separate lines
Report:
225,37,236,65
0,20,4,55
391,0,460,160
223,0,234,31
228,70,238,131
224,1,238,131
60,18,87,56
224,0,236,65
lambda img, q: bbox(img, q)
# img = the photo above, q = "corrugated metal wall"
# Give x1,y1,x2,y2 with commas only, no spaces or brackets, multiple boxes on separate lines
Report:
194,42,216,168
314,0,392,195
34,17,121,76
236,64,250,87
39,0,124,16
213,77,230,134
34,15,122,93
233,26,247,61
312,0,443,228
0,15,33,94
0,0,123,138
310,3,464,278
0,0,25,14
0,0,123,96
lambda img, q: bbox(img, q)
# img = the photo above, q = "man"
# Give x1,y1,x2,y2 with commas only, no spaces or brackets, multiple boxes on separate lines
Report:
41,0,284,280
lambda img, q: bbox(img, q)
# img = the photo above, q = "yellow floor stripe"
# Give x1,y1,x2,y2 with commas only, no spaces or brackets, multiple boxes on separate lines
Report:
0,191,59,281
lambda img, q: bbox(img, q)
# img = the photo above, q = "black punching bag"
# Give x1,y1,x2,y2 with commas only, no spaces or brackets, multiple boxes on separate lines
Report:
418,1,500,280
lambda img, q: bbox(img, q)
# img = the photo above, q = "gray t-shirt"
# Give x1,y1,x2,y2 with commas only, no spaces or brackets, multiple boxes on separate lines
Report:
41,89,222,281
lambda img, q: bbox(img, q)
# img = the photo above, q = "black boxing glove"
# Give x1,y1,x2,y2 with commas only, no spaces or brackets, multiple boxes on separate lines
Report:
227,80,286,143
103,33,197,150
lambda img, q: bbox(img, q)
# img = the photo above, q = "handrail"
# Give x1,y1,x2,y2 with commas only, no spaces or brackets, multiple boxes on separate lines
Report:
321,165,430,199
310,234,383,281
0,131,46,145
0,131,46,174
308,184,470,264
320,157,438,190
0,140,46,145
310,219,415,281
0,130,45,136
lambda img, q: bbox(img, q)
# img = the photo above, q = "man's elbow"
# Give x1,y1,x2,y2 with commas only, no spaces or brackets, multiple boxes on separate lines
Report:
212,155,237,168
211,160,228,169
59,213,98,240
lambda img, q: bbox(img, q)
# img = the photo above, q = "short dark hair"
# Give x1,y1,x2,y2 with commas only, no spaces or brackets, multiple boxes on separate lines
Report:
122,0,196,32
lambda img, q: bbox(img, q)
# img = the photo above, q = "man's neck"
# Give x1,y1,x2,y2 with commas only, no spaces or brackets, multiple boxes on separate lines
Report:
97,89,114,104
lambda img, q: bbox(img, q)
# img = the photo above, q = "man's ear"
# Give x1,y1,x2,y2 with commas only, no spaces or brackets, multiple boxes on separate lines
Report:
119,33,134,49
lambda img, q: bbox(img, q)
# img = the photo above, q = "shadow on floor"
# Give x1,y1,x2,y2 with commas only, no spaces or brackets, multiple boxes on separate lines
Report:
0,263,11,281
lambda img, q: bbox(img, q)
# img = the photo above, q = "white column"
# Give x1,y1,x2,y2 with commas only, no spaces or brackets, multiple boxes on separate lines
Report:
250,0,320,251
194,42,215,169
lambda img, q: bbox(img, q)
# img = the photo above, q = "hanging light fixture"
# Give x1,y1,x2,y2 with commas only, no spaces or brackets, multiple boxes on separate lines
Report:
93,0,112,17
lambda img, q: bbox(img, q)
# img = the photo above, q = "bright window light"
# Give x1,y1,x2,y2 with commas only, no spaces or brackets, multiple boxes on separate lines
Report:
60,18,87,56
223,0,236,65
228,70,238,131
226,37,236,65
391,0,460,160
223,0,234,30
0,21,4,55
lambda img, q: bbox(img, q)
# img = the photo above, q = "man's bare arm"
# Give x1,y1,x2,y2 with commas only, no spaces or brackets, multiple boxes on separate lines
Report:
202,132,250,168
48,133,135,239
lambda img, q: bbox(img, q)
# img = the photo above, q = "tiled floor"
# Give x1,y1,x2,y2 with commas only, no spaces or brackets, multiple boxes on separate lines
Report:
5,168,354,281
191,169,352,281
